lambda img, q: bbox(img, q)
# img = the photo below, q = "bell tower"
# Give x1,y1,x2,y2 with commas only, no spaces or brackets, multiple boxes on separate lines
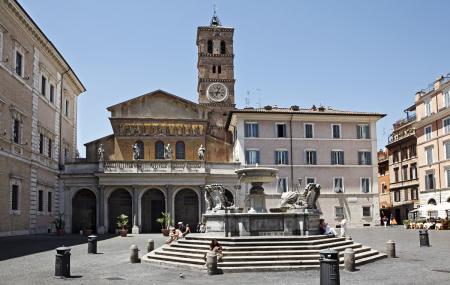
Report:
196,11,235,108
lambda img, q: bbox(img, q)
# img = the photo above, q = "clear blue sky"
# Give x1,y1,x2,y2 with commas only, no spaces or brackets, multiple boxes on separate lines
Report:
19,0,450,156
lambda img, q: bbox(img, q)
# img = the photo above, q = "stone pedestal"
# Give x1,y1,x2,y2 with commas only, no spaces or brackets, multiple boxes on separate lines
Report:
132,226,140,234
247,192,267,213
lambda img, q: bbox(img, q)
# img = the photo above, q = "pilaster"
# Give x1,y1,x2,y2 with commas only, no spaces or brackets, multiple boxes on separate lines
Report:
97,186,106,234
131,186,140,234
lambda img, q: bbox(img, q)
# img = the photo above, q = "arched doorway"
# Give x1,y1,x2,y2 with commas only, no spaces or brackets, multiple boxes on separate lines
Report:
225,189,234,205
72,189,96,234
175,189,199,231
428,199,437,205
141,189,165,233
108,189,132,233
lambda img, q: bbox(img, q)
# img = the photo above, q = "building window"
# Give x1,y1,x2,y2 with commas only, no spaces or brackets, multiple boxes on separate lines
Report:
304,123,314,138
393,151,399,163
15,50,23,77
425,172,435,190
402,166,408,181
13,119,20,144
175,141,185,159
218,65,221,74
331,150,344,165
11,184,19,211
443,117,450,134
64,147,69,163
357,124,370,139
425,146,433,165
47,192,52,213
306,177,316,184
404,189,409,201
445,90,450,108
401,148,408,160
445,141,450,160
220,41,226,54
410,164,417,179
39,134,44,154
277,177,288,193
411,188,418,200
245,149,260,165
47,138,52,158
65,99,70,117
358,151,372,165
275,150,288,165
361,178,370,193
394,168,399,182
276,123,287,138
207,40,213,53
212,65,216,73
332,124,341,139
244,122,259,137
381,183,387,193
446,169,450,188
41,76,47,96
410,145,417,157
333,177,344,193
335,206,344,218
305,150,317,165
49,84,55,103
394,190,400,202
425,125,432,140
155,141,164,159
38,190,43,212
362,206,371,217
425,100,432,117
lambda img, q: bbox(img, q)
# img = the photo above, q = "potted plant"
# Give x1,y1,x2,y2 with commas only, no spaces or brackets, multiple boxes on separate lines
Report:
156,212,173,236
52,213,65,235
402,219,410,229
117,214,129,237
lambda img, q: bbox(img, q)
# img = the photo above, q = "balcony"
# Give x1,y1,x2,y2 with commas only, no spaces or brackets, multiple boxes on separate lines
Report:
387,127,416,144
103,160,206,174
392,114,416,129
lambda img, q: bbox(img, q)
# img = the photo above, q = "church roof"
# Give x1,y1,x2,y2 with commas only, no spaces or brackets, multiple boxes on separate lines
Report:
106,89,199,111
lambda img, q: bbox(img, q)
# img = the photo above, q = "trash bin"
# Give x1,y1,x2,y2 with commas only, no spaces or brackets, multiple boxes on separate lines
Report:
88,235,98,254
419,229,430,247
319,249,340,285
55,246,71,277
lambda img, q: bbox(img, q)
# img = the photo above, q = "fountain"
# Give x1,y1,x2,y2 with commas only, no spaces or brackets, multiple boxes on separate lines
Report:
202,167,321,236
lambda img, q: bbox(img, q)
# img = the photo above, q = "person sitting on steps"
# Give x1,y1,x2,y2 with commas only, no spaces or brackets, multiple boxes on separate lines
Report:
203,239,223,262
165,228,178,244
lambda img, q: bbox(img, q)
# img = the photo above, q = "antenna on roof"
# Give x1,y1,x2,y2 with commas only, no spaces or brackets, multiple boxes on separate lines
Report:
256,88,261,108
245,91,251,108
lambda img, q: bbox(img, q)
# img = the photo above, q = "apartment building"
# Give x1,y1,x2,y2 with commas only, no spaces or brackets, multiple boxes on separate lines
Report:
0,0,85,236
385,106,419,223
415,74,450,206
227,106,385,227
377,149,391,223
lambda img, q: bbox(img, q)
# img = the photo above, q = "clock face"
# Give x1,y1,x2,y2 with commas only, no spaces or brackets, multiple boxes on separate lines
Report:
207,83,228,102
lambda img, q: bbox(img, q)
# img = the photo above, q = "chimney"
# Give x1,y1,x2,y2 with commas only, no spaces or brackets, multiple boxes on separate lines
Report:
434,75,444,91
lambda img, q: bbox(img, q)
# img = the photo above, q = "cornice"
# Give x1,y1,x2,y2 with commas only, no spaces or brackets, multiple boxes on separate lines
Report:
198,78,235,83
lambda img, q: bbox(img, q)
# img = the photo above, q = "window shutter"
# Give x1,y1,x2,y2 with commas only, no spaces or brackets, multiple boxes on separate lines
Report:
357,126,361,139
244,124,249,137
366,125,370,139
255,124,259,137
256,151,260,164
341,151,345,165
245,151,249,164
275,151,278,164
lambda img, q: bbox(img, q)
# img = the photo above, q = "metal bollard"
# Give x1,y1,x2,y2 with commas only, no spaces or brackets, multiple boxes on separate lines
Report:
386,240,396,257
419,229,430,247
319,249,340,285
343,248,355,272
130,244,140,263
147,239,154,253
88,235,98,254
206,251,219,275
55,246,71,278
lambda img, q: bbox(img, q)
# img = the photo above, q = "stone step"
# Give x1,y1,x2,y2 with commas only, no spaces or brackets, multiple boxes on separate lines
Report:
220,264,321,272
169,239,354,251
178,237,346,247
185,234,329,242
338,249,379,262
354,252,387,266
142,255,204,271
146,251,205,265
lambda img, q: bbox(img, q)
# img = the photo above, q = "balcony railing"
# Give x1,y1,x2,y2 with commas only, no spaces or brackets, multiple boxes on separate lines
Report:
392,114,416,129
388,127,416,144
103,160,206,173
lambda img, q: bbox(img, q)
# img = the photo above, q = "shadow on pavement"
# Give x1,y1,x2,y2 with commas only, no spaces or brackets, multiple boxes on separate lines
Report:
0,234,115,261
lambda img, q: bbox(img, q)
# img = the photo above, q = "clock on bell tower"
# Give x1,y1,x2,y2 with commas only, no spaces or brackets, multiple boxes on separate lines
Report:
196,11,235,108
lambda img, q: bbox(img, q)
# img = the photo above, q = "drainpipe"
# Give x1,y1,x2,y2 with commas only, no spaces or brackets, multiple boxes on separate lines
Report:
289,114,294,190
436,121,441,203
59,70,69,169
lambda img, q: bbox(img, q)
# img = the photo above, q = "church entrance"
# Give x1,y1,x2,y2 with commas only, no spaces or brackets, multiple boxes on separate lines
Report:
108,189,132,233
174,189,199,231
141,189,165,233
72,189,96,234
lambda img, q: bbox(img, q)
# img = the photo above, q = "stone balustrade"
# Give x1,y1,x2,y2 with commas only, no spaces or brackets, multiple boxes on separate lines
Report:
103,160,206,173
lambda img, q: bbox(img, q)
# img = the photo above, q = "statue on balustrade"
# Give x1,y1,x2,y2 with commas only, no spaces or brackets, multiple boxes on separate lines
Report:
164,143,173,159
132,143,141,160
204,184,234,212
280,183,321,210
198,144,206,160
97,143,105,161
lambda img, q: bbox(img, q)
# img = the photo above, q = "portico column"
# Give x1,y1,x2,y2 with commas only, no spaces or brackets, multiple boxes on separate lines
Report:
132,186,140,234
165,185,173,220
97,186,106,234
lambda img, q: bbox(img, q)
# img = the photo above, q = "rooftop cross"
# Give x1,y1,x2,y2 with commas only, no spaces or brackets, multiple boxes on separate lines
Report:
210,4,222,27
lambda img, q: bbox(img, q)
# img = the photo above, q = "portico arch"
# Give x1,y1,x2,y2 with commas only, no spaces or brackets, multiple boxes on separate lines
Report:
72,189,96,234
174,188,199,230
108,189,132,233
428,198,437,205
141,188,166,233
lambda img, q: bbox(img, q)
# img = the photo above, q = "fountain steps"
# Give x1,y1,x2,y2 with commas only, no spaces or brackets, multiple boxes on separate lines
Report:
142,235,387,272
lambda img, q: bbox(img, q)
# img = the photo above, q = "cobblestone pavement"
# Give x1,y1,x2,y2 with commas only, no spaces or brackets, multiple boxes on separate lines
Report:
0,227,449,285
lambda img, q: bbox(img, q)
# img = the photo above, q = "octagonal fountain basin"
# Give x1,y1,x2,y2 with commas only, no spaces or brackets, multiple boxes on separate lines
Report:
235,167,279,184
